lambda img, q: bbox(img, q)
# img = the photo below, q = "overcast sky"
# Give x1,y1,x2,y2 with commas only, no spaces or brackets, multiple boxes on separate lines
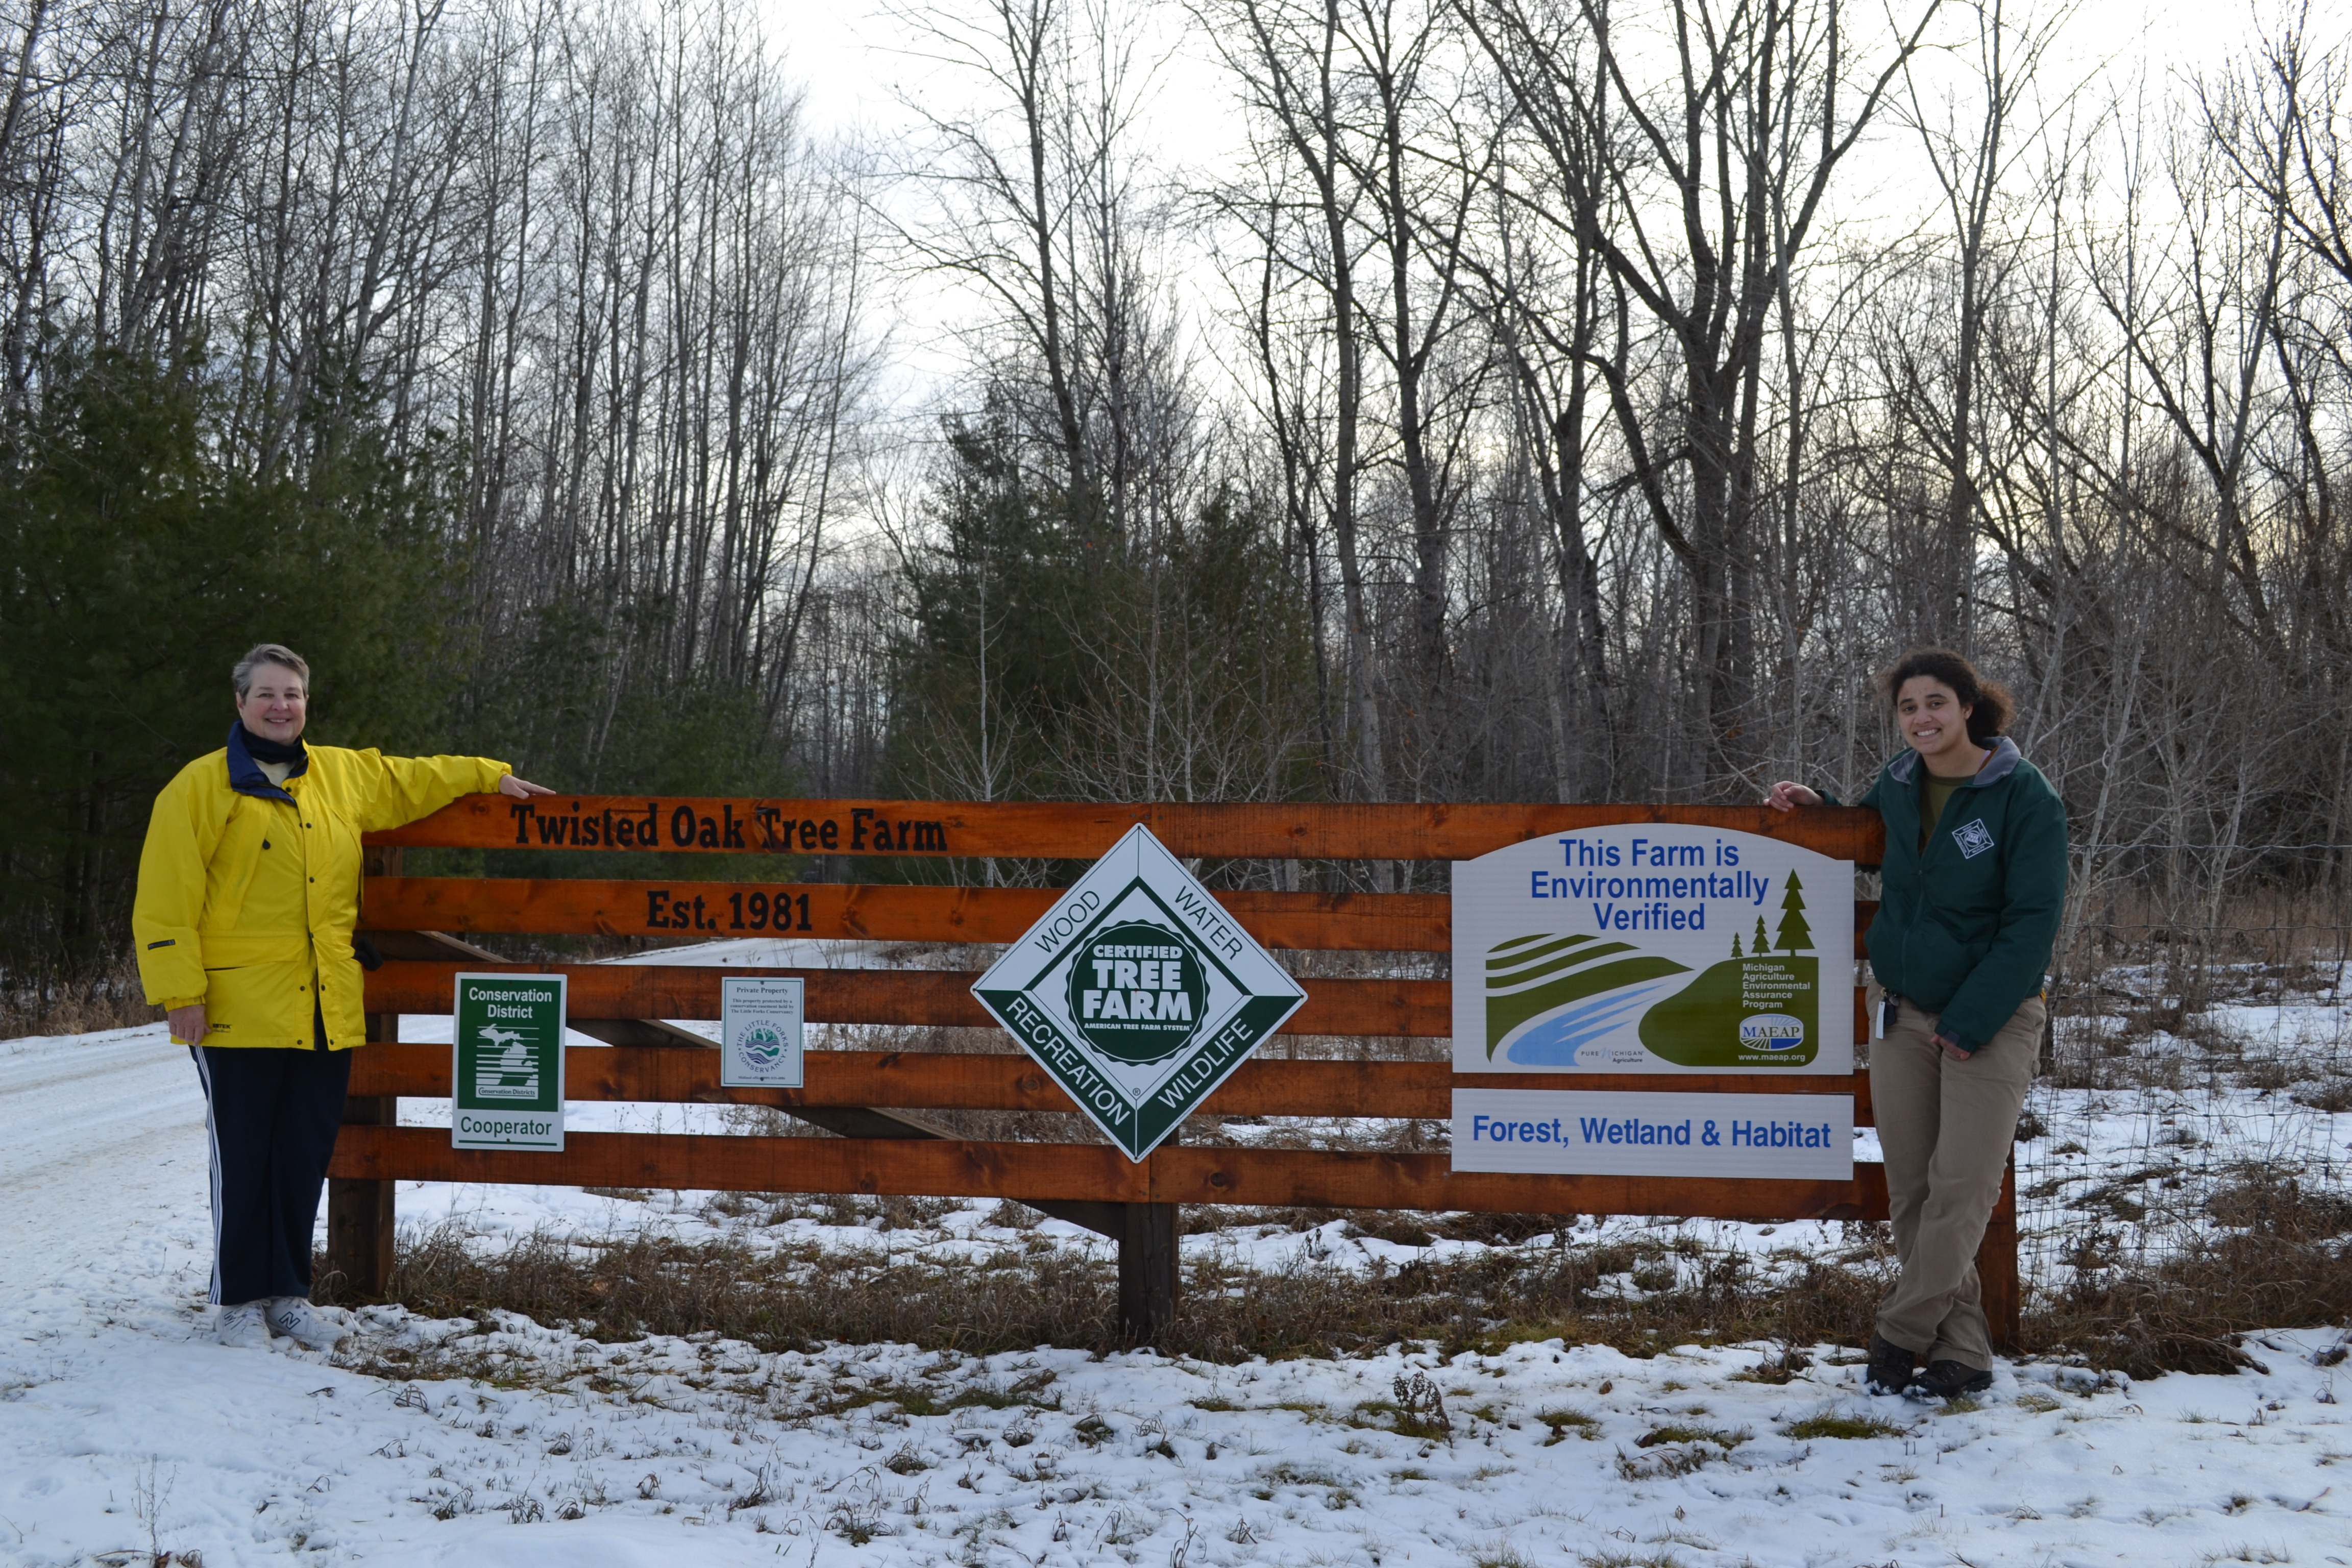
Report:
760,0,2307,426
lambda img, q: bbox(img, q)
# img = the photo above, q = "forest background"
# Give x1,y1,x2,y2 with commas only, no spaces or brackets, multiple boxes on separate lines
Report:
1,0,2347,1020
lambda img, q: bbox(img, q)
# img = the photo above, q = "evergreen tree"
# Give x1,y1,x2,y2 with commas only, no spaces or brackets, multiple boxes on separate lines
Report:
1776,871,1815,952
1730,933,1743,958
1753,915,1771,954
0,349,459,970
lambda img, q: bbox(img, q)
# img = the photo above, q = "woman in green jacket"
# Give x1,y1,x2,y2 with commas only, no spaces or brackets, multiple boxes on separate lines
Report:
1769,647,2067,1400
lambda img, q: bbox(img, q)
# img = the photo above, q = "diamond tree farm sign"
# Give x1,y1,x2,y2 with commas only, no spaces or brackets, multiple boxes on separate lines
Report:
973,826,1308,1160
1450,825,1854,1179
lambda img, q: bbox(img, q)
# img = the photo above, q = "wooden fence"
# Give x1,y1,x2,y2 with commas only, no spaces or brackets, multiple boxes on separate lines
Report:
329,798,2018,1348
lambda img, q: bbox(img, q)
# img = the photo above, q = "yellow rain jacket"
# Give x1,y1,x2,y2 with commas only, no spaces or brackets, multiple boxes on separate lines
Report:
134,726,511,1049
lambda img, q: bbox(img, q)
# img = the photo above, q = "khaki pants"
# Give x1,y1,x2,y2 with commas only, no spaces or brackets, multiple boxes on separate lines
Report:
1870,994,2040,1370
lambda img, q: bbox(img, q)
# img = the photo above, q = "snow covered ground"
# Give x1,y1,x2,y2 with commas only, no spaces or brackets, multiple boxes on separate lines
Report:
9,985,2352,1563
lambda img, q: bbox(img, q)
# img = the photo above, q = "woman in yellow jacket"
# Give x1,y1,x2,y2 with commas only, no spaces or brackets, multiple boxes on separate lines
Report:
133,644,553,1351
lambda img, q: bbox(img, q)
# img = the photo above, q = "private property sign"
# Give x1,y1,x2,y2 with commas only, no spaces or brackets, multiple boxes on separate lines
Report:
721,976,806,1089
972,826,1308,1161
451,972,566,1151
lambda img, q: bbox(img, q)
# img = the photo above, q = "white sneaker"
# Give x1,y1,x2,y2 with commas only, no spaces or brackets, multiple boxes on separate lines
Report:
264,1296,349,1352
216,1302,272,1349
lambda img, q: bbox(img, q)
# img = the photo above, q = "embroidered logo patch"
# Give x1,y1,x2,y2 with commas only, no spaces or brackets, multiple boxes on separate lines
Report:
1952,818,1996,859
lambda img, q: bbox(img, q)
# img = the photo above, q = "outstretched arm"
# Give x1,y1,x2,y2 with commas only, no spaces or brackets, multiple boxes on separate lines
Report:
355,752,544,831
1765,781,1822,812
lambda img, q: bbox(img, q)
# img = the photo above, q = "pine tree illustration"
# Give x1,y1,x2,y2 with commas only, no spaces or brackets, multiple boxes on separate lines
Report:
1730,933,1744,958
1752,915,1770,954
1776,871,1815,952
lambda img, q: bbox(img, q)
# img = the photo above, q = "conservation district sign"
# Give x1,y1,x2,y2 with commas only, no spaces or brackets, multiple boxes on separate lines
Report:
1453,824,1854,1075
972,825,1308,1160
452,972,567,1151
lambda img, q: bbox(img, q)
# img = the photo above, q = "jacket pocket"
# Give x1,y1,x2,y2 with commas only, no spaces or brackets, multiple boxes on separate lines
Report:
202,959,314,1046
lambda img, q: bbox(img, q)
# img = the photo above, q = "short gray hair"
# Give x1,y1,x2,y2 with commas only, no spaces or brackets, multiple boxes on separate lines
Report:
233,643,310,699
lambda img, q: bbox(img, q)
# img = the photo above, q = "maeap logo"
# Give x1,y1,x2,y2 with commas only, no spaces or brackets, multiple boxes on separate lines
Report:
1952,818,1996,859
1737,1013,1806,1050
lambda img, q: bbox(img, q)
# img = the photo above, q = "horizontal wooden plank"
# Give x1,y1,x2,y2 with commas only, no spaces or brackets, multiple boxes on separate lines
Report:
368,964,1874,1044
365,796,1886,864
346,1043,1876,1122
364,962,1452,1037
361,878,1881,959
361,878,1453,951
328,1124,1890,1220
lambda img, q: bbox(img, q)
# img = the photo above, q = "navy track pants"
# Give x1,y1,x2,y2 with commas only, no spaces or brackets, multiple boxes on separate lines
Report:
189,1041,352,1306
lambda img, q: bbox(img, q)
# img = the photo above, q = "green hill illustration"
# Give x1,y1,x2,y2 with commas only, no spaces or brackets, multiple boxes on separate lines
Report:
1484,932,1689,1060
1636,873,1819,1066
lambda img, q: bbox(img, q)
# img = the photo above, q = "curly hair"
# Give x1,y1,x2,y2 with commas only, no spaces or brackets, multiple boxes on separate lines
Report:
1879,647,2014,745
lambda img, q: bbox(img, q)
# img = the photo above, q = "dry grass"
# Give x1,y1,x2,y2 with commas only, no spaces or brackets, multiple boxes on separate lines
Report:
2020,1171,2352,1377
324,1216,1899,1365
0,958,158,1040
316,1169,2352,1380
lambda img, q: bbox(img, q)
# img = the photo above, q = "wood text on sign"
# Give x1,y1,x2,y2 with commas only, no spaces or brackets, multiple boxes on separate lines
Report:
336,800,2014,1349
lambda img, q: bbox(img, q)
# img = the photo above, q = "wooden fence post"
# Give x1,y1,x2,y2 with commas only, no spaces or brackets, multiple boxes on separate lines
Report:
1117,1202,1180,1348
1117,1126,1181,1348
1978,1156,2021,1352
328,846,402,1301
327,1071,398,1300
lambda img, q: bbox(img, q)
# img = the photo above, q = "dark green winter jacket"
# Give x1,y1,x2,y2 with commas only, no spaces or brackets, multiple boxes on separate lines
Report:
1829,738,2069,1053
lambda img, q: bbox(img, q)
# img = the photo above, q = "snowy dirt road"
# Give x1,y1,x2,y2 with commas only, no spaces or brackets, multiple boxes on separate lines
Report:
8,1023,2352,1566
0,1024,211,1298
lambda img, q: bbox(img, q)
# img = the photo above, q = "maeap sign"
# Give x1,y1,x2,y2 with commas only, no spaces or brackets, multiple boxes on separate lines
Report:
1453,824,1854,1074
973,826,1307,1160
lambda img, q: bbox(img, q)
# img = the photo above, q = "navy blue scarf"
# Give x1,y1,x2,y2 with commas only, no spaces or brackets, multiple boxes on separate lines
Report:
225,722,309,802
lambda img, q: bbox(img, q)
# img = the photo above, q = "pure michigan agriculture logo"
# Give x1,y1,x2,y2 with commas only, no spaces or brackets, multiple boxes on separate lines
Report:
1451,826,1854,1075
973,826,1307,1160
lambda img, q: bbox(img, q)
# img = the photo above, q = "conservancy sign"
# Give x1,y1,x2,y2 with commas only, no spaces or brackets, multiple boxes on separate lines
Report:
721,976,806,1088
452,972,566,1150
1453,824,1854,1074
972,825,1308,1160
